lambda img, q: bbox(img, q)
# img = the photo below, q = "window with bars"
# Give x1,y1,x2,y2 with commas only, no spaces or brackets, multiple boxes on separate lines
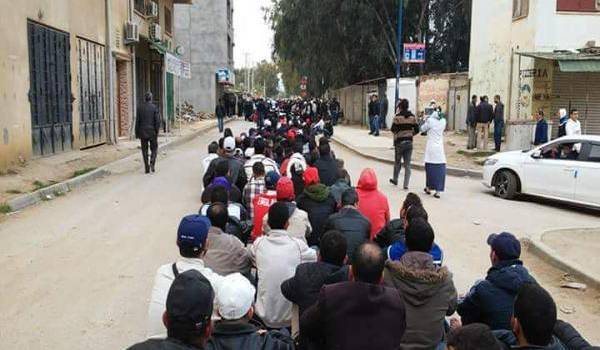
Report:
513,0,530,20
134,0,146,14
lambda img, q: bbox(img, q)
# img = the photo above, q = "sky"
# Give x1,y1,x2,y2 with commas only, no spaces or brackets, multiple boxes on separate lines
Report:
233,0,274,69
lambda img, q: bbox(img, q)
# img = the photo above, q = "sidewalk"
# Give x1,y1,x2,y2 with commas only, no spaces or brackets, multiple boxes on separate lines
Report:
0,118,218,206
332,124,492,174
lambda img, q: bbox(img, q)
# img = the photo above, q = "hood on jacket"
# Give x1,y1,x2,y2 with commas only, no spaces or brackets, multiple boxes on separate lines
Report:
385,252,451,307
357,168,378,191
303,183,330,202
486,259,535,294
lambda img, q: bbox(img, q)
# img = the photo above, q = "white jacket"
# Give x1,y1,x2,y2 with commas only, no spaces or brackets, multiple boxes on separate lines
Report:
244,154,280,178
566,119,581,136
248,229,317,328
421,114,447,164
146,258,225,339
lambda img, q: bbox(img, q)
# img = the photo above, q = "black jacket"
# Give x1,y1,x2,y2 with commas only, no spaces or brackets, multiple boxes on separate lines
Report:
374,218,405,249
477,101,494,124
296,184,338,247
467,102,478,126
206,321,294,350
127,338,202,350
136,102,161,139
314,155,338,187
324,207,371,262
457,259,536,330
281,261,349,316
494,102,505,122
368,100,380,117
203,156,248,191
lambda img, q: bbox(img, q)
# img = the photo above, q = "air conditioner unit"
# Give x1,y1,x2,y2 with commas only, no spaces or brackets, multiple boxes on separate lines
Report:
596,0,600,10
149,23,162,42
148,1,159,18
124,21,139,43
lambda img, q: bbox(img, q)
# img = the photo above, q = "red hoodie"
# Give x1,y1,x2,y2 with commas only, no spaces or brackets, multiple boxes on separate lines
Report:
356,168,390,240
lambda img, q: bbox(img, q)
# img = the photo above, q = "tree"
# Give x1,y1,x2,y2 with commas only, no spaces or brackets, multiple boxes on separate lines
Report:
268,0,472,94
234,61,281,98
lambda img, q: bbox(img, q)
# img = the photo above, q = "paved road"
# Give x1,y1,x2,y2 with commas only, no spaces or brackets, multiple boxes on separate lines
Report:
1,120,598,349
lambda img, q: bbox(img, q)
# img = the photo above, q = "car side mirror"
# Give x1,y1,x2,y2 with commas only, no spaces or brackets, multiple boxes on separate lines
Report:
531,150,542,159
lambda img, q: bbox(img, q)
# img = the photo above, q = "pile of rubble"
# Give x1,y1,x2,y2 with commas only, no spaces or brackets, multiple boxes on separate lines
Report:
176,102,215,122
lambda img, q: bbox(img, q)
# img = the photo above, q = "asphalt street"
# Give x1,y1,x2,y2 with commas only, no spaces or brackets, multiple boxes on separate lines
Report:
1,120,598,349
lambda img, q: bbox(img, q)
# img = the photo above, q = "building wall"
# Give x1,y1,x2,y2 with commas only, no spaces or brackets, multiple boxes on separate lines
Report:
0,0,106,171
174,0,232,113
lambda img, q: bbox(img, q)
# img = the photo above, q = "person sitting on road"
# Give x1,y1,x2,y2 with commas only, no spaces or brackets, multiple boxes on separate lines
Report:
446,323,502,350
493,283,565,350
206,273,295,350
250,171,279,242
323,188,371,262
386,205,444,266
248,202,317,329
300,242,406,350
203,203,251,277
296,167,338,247
384,217,458,350
329,167,352,207
244,138,280,179
202,159,243,204
203,141,220,176
243,162,267,220
204,136,248,191
262,177,312,243
374,192,423,248
457,232,536,331
199,186,249,243
314,142,338,187
130,270,215,350
356,168,390,240
146,215,224,339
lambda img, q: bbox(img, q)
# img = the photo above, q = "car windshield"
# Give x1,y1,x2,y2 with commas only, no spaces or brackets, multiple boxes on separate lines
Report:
540,142,581,160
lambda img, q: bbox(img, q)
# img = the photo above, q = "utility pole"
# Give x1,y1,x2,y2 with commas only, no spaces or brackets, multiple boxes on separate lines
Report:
244,52,250,94
395,0,404,109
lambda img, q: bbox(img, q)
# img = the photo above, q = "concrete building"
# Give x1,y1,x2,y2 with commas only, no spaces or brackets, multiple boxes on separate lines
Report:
174,0,235,114
469,0,600,147
0,0,190,172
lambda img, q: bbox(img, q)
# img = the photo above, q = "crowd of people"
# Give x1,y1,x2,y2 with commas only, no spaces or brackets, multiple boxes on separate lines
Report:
127,110,597,350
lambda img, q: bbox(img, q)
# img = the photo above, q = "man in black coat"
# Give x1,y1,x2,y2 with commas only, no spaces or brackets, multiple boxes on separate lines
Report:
368,94,381,136
323,189,370,262
476,95,494,151
300,242,406,350
135,92,161,174
314,142,338,187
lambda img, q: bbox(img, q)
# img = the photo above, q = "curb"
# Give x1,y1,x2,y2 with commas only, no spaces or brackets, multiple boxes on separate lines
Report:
6,118,230,212
522,228,600,291
331,136,483,179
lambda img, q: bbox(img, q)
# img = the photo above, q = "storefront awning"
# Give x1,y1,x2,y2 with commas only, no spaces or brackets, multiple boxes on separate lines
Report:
516,51,600,72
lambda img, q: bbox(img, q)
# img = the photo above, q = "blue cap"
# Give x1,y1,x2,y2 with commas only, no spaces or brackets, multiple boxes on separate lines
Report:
177,215,211,251
487,232,521,260
265,171,281,189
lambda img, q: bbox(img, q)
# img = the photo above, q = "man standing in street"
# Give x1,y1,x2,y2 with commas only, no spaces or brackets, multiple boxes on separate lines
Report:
466,95,478,150
476,96,494,151
329,97,340,126
380,92,389,130
390,98,419,189
566,109,582,136
493,95,505,152
135,92,161,174
533,110,548,146
368,94,381,136
216,98,225,133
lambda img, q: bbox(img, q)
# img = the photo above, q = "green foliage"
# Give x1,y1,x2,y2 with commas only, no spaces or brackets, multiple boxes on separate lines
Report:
71,167,96,178
32,180,57,191
235,61,281,98
269,0,472,94
0,203,11,214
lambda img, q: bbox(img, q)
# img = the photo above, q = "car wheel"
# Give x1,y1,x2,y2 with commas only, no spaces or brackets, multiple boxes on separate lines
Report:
494,170,518,200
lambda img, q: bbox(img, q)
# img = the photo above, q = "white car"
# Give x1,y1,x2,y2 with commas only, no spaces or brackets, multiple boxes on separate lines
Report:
483,135,600,208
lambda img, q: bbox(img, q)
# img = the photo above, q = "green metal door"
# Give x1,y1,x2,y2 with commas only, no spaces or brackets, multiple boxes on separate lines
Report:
166,72,174,126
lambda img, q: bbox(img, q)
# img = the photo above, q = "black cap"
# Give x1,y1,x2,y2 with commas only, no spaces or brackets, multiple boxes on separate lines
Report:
487,232,521,261
166,270,214,332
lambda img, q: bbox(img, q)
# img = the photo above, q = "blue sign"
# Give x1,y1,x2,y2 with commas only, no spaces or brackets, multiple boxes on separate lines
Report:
403,43,426,63
216,68,231,83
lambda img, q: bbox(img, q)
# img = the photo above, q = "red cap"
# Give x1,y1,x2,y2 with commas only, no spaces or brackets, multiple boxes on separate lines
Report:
303,167,320,186
287,129,297,141
276,177,295,200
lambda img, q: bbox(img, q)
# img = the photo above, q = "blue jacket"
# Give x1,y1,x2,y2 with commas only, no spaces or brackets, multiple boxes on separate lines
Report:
457,259,536,330
534,119,549,145
387,241,444,266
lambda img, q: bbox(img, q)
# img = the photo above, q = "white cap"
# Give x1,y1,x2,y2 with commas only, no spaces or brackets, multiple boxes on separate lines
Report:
217,273,255,320
244,147,255,158
264,119,272,127
224,137,235,151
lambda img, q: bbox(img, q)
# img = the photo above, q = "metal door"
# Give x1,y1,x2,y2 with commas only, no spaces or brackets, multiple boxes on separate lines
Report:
27,21,73,156
551,69,600,136
448,85,469,131
78,38,107,147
